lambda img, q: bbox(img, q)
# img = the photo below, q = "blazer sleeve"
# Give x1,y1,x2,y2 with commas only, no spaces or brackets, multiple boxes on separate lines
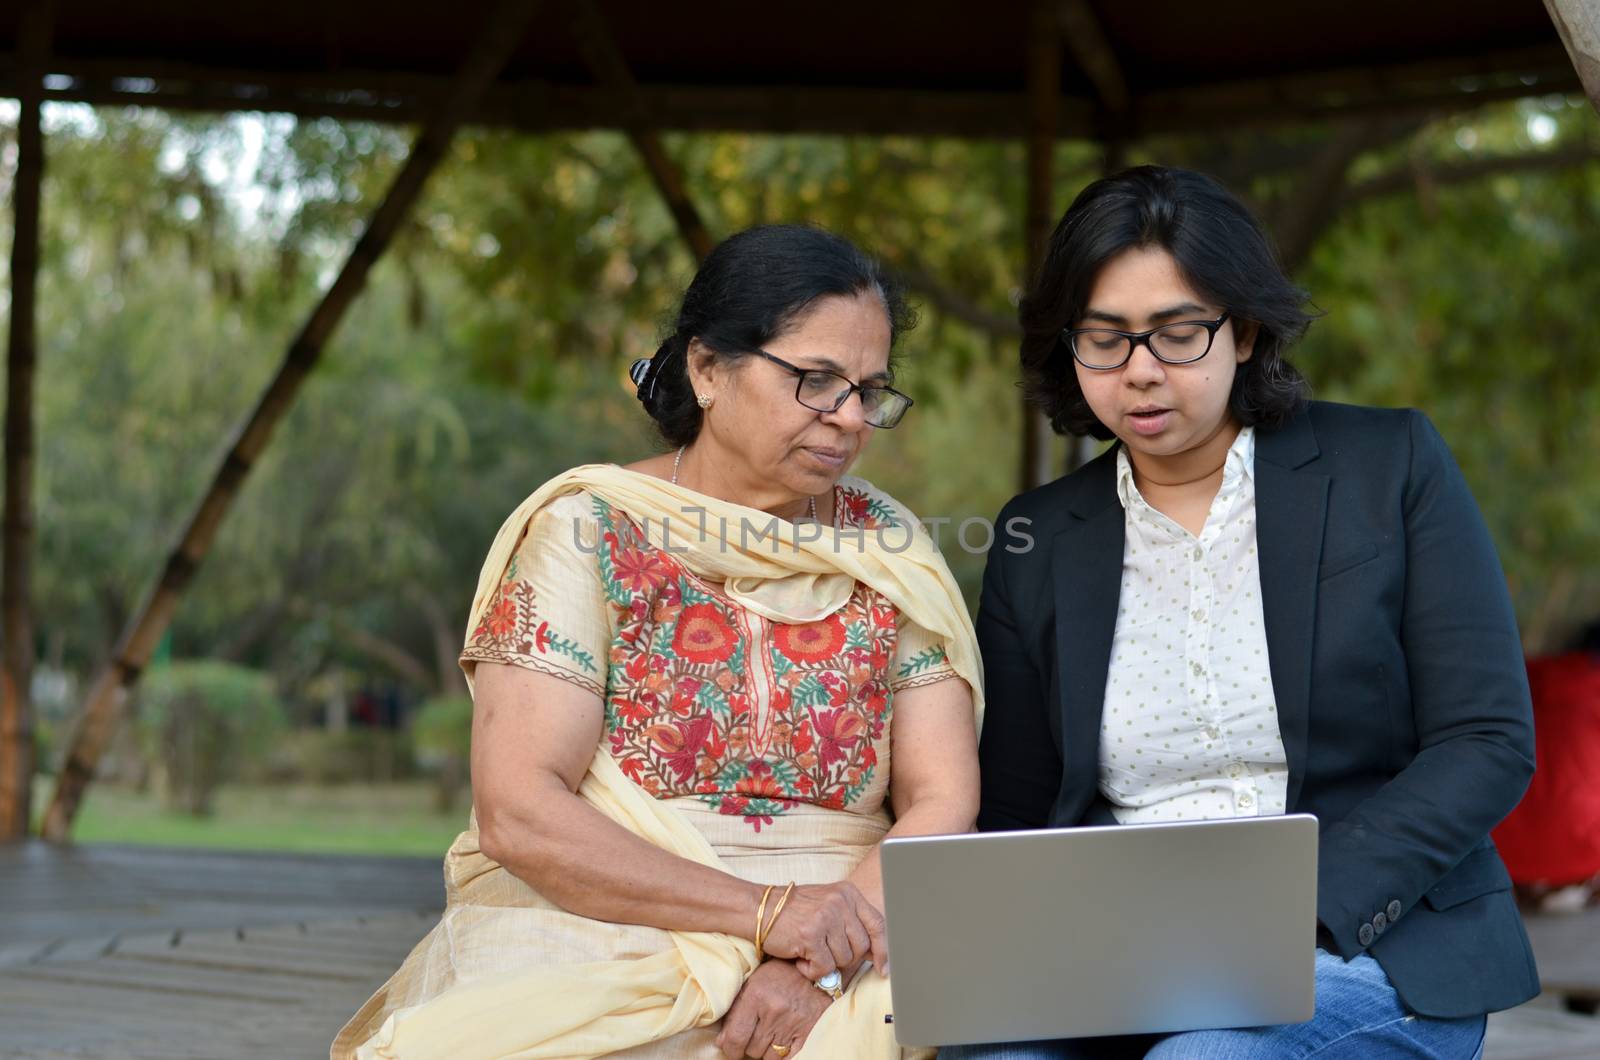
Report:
1316,410,1536,954
975,499,1064,831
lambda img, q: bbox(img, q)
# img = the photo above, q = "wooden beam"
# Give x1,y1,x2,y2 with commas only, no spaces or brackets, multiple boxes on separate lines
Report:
565,0,714,261
1057,0,1131,117
1341,141,1600,205
0,1,51,843
1545,0,1600,114
1022,0,1061,493
37,0,544,843
0,44,1577,140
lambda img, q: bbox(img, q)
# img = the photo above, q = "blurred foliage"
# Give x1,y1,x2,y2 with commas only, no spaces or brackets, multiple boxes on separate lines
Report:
412,694,474,811
136,661,287,815
274,728,417,787
0,89,1596,781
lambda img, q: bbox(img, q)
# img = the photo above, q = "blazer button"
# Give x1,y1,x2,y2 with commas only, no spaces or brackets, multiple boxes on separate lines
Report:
1358,923,1375,947
1387,899,1402,921
1372,912,1388,934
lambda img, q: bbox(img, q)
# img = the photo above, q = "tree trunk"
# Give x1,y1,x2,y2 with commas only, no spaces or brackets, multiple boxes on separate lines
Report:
0,3,51,842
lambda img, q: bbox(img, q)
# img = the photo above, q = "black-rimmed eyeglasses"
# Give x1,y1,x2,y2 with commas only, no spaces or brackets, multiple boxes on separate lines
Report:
751,349,915,429
1064,311,1232,371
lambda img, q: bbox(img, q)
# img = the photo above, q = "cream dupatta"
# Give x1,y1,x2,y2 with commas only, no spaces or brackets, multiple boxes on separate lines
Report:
341,465,984,1059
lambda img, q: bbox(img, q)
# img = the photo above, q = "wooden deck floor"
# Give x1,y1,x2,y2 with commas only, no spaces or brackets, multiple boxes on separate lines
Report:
2,841,1598,1058
0,842,441,1059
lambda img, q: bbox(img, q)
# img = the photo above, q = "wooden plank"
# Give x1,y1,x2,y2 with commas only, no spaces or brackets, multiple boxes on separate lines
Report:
0,41,1580,140
104,946,389,983
0,845,448,1057
1523,906,1600,1003
1545,0,1600,113
20,957,316,1004
0,974,370,1058
0,843,442,948
1487,996,1600,1059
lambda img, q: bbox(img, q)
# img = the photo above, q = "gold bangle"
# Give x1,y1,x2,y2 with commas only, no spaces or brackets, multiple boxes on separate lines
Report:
754,884,776,961
762,881,797,946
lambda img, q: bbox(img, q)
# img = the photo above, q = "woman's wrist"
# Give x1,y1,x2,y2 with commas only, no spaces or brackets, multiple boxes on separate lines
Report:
720,877,769,940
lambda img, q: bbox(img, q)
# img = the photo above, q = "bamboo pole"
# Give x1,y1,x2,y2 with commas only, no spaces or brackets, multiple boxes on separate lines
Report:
1544,0,1600,114
39,0,544,841
0,2,52,842
566,0,715,261
1021,0,1062,492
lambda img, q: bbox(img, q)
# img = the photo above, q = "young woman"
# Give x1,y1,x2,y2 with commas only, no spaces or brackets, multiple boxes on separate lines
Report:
954,167,1536,1058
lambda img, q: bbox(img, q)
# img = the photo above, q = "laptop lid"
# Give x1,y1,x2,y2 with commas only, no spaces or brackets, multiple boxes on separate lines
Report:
880,814,1318,1047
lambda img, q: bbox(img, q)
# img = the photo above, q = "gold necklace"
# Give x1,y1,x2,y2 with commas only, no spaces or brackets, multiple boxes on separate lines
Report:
672,447,818,521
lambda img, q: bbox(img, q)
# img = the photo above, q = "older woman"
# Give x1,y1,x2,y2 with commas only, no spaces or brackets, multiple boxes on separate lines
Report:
335,225,982,1060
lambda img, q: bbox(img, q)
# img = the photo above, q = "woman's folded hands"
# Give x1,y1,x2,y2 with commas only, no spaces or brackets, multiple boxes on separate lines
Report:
757,880,888,980
716,959,833,1059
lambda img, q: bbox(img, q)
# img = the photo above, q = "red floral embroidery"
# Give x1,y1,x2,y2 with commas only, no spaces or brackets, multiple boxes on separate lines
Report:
645,716,715,783
480,593,518,639
840,489,872,526
612,544,669,595
579,490,943,832
808,706,867,769
774,614,847,664
735,771,788,801
673,603,738,665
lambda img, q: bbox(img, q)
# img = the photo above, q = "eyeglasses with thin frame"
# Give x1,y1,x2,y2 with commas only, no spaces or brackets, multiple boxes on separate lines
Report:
750,349,915,429
1064,310,1232,371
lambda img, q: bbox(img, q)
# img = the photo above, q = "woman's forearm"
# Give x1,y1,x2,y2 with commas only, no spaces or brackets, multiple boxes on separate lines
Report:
848,794,977,912
479,772,764,939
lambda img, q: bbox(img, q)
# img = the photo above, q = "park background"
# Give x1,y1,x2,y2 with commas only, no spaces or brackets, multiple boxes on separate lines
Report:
4,76,1599,857
5,4,1600,1056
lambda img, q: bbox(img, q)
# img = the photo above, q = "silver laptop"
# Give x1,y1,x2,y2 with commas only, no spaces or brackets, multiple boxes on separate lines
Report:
880,814,1318,1047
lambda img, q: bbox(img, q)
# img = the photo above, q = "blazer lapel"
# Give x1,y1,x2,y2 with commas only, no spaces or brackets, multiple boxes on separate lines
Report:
1254,413,1329,811
1052,451,1126,787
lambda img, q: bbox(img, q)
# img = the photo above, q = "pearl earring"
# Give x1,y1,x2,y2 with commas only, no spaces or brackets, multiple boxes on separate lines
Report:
697,394,713,409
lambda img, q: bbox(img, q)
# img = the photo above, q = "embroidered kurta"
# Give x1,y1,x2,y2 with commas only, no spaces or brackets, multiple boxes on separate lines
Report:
336,468,980,1060
1099,427,1290,824
461,482,957,832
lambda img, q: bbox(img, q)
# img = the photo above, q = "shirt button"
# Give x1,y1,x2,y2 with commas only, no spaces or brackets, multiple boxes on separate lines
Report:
1190,660,1205,676
1193,546,1204,561
1237,791,1255,808
1228,764,1245,779
1203,724,1220,740
1191,608,1206,622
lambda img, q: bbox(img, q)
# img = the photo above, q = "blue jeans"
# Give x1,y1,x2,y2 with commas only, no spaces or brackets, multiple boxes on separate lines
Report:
939,950,1486,1059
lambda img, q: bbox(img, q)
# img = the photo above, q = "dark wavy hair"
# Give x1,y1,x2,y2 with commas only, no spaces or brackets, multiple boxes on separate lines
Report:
1020,166,1314,440
630,224,916,449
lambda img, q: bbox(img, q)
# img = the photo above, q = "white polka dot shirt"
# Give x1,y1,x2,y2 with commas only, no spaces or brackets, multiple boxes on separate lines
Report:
1099,427,1289,824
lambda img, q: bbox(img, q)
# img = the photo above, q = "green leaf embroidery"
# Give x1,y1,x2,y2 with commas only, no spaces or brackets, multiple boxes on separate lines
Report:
897,646,947,679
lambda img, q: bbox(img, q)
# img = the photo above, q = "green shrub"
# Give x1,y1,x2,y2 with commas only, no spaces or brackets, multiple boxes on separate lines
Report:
274,727,418,786
412,694,474,811
137,661,287,816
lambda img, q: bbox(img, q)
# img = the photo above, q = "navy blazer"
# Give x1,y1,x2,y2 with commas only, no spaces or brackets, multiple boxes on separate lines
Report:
975,401,1538,1019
